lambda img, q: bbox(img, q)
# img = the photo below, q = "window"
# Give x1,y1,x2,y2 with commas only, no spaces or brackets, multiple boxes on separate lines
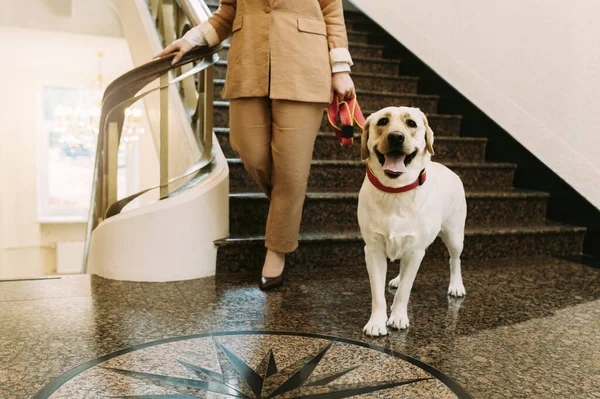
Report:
38,86,140,222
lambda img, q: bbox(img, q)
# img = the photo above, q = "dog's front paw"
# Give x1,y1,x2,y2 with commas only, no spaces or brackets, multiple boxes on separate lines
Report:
448,280,466,297
363,316,388,337
387,313,410,330
388,275,401,289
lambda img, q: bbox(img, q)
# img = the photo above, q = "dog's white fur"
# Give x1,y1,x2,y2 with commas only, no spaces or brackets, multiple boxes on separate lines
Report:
358,107,467,337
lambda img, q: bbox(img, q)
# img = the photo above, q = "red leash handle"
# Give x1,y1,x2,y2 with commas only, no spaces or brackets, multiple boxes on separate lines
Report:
327,95,366,146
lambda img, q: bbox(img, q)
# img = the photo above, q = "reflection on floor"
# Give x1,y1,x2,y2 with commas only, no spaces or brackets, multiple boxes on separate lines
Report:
1,256,599,398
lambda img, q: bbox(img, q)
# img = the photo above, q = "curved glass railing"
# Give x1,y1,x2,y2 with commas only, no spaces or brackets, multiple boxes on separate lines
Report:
83,0,221,270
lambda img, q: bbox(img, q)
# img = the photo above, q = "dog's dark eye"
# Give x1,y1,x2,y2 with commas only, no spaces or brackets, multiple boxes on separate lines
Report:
377,117,389,126
406,119,417,128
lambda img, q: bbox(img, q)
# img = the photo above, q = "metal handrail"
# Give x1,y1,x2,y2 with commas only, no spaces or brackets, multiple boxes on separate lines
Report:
83,0,220,271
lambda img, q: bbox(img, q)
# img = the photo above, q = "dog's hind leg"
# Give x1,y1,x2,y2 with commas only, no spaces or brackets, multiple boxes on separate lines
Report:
363,245,389,337
440,227,466,297
387,249,425,330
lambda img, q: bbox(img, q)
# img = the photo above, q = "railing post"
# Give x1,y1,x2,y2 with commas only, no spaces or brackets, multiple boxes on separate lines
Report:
202,64,214,157
160,73,170,199
107,122,119,212
196,69,206,145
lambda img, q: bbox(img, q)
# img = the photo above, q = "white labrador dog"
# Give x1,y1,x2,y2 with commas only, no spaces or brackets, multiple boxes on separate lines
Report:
358,107,467,337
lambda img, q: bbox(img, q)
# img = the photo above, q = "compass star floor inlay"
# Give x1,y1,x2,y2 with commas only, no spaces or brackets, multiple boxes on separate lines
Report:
33,332,471,398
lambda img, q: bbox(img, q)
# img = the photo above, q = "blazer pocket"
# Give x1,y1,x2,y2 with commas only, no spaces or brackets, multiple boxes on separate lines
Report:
232,16,243,33
297,17,327,36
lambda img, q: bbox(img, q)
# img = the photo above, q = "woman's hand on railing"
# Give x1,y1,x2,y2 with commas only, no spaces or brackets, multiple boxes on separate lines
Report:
156,38,194,65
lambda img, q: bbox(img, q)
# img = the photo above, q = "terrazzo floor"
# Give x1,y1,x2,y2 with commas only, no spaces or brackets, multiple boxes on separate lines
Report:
1,256,599,398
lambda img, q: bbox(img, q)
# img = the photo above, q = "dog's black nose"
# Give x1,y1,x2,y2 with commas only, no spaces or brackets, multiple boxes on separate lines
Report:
388,132,405,146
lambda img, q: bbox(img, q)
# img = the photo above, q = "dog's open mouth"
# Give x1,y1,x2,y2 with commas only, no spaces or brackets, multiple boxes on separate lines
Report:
375,149,418,179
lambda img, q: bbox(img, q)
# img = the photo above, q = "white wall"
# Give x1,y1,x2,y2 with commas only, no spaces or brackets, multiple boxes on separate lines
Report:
0,27,154,278
0,0,122,37
351,0,600,209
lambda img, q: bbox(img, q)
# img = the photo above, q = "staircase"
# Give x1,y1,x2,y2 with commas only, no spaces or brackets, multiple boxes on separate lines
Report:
208,4,586,273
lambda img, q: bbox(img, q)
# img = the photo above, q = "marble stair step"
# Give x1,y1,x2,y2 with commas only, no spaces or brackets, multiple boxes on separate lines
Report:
214,224,586,273
214,73,419,98
320,109,463,138
219,42,384,60
228,159,516,192
355,90,439,113
213,102,463,137
215,128,486,162
352,73,419,93
347,31,370,44
229,190,550,235
343,9,374,23
345,20,381,33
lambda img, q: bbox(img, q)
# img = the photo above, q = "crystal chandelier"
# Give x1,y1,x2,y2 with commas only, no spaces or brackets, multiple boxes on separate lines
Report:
53,51,145,150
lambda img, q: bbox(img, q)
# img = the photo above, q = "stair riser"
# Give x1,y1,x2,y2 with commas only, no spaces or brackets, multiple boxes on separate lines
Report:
346,21,380,33
213,106,462,136
352,60,401,75
321,112,462,137
219,45,383,61
229,196,548,235
217,133,485,162
347,31,369,44
215,231,585,273
228,162,515,192
215,64,227,80
356,93,438,113
353,75,418,94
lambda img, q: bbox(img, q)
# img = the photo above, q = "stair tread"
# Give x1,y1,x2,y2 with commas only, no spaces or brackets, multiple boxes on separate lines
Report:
216,223,587,245
230,189,551,200
227,158,516,168
355,89,439,99
351,56,401,64
350,72,418,80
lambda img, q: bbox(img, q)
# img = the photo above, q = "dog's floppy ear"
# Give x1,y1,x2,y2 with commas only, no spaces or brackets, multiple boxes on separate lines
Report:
361,115,372,161
422,111,435,155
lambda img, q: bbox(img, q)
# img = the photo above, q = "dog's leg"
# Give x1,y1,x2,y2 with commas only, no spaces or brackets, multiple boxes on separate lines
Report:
363,245,389,337
387,249,425,330
440,228,466,297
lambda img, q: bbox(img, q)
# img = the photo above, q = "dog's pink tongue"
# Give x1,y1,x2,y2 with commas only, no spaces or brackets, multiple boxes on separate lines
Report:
383,154,407,174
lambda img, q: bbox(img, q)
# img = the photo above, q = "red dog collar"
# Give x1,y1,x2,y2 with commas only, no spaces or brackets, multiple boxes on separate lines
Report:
327,95,365,146
366,165,427,193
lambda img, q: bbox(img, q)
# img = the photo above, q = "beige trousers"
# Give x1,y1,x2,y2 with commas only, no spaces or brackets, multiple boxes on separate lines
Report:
229,97,325,253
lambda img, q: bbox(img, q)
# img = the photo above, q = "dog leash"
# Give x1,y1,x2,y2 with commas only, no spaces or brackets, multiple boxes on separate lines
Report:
366,165,427,193
327,94,366,146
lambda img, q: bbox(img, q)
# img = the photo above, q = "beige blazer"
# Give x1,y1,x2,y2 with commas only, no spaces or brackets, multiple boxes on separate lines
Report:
197,0,352,103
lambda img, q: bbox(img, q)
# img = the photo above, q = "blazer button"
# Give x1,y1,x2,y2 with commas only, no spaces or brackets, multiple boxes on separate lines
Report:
264,6,271,13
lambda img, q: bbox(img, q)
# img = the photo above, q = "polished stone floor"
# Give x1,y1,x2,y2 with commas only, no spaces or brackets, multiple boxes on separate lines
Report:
1,256,599,398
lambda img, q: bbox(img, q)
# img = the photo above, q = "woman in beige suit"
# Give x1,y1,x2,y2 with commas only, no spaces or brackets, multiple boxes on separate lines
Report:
158,0,355,289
